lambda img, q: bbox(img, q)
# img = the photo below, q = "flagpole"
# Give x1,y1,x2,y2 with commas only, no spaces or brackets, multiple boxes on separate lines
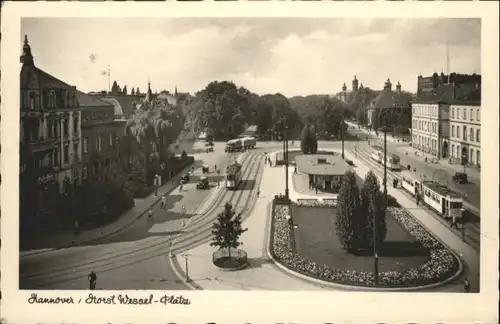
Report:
108,65,111,94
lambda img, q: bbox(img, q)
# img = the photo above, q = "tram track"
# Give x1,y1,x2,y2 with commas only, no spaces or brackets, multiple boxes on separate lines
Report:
349,146,480,252
20,152,263,289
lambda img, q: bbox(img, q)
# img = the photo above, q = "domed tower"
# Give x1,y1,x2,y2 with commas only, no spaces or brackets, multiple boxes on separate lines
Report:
384,78,392,91
20,35,34,65
352,75,359,93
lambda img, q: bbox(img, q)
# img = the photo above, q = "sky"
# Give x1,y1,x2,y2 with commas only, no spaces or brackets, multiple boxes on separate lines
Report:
21,18,481,97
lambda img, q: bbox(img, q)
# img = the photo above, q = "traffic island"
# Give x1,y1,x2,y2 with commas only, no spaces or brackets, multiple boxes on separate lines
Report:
212,248,248,271
269,200,461,290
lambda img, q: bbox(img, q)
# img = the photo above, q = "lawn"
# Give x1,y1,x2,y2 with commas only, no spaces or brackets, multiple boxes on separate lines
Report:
291,206,430,274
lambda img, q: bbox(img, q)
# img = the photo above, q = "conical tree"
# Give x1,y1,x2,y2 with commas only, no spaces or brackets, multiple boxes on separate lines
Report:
359,171,387,250
335,170,362,253
210,202,248,258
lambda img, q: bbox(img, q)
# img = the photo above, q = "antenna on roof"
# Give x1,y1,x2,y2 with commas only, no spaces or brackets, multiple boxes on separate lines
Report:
107,65,111,94
446,40,450,84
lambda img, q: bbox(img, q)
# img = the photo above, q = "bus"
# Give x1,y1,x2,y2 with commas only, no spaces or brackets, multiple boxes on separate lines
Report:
400,170,463,219
226,162,242,189
371,145,401,170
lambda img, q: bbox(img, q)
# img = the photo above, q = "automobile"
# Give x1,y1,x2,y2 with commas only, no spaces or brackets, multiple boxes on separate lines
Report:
452,172,468,184
180,173,190,183
196,177,209,190
202,164,210,174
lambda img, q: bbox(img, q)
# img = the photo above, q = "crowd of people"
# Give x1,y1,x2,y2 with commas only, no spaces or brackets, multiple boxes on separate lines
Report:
272,203,460,288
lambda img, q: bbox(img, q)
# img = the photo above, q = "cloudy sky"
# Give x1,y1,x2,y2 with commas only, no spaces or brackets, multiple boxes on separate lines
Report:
21,18,480,96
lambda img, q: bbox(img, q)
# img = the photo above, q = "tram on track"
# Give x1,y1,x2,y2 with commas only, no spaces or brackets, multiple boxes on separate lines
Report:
225,139,243,153
371,145,401,170
226,161,242,189
400,170,463,219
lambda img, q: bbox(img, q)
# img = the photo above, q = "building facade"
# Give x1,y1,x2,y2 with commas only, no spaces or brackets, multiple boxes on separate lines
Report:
20,35,82,194
77,91,126,182
448,102,481,166
411,75,481,165
366,78,411,127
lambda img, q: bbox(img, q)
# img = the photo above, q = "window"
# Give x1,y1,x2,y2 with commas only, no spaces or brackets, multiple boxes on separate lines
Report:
64,145,69,164
30,93,36,110
476,109,480,121
462,126,467,141
65,92,70,107
83,165,88,180
54,148,59,167
109,133,113,147
476,129,480,142
54,121,59,138
97,134,103,152
452,108,455,119
451,144,455,157
73,117,78,134
470,109,473,121
456,108,460,119
452,125,455,137
83,138,88,153
64,119,69,136
470,148,474,164
470,128,474,141
463,108,466,120
48,120,53,139
74,143,79,162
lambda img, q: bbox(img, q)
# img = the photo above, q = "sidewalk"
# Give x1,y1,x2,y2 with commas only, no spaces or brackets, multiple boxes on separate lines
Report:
174,146,479,292
20,162,196,256
344,150,480,292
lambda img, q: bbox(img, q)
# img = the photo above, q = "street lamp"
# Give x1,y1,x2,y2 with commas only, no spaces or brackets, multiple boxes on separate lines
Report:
341,107,345,159
181,254,191,283
281,116,290,200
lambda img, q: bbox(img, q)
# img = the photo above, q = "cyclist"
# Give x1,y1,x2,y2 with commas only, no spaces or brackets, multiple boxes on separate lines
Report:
88,271,97,290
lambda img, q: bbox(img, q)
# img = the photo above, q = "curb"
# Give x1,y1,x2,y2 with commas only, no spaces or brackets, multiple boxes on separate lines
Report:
22,161,196,256
266,175,463,292
212,257,249,272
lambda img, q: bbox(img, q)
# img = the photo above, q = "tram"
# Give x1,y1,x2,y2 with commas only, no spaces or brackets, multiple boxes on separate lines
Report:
225,139,243,153
400,170,463,219
226,162,242,189
371,145,401,170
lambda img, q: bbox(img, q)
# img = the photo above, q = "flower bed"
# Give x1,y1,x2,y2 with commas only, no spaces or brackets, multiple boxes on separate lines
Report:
270,203,459,287
294,201,337,208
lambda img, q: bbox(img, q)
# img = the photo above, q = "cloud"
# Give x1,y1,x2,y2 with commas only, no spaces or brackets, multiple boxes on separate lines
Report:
21,18,480,96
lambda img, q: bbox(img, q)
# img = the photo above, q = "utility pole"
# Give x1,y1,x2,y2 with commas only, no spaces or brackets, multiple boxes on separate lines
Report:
341,107,345,159
182,254,190,283
283,116,289,200
107,65,111,95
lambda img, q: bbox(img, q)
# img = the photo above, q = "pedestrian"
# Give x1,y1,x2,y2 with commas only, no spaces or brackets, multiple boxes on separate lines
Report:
257,189,260,197
463,278,470,292
214,164,217,172
451,215,457,229
315,185,318,194
294,166,297,174
180,219,185,227
181,205,186,215
148,208,154,220
161,195,167,209
217,181,220,188
88,271,97,290
179,183,183,192
416,194,420,206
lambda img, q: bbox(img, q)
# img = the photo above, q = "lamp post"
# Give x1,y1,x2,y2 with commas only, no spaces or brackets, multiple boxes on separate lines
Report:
281,116,290,200
181,254,190,283
341,107,345,159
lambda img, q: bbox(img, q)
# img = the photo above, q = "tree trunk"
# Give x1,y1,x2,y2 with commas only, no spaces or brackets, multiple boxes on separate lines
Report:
228,247,231,259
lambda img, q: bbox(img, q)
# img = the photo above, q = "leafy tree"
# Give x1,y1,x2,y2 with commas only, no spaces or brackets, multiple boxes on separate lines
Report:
123,85,128,95
335,171,362,252
359,171,387,250
300,124,318,154
111,81,119,94
210,202,248,258
131,88,135,95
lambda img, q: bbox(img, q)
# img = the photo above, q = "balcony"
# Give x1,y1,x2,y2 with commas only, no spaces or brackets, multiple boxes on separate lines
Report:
23,136,58,153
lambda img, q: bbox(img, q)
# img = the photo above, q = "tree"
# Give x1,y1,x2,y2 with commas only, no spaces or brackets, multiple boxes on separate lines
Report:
111,81,119,94
123,85,128,95
335,171,362,252
136,87,140,95
300,124,318,154
359,171,387,250
210,202,248,258
131,88,135,95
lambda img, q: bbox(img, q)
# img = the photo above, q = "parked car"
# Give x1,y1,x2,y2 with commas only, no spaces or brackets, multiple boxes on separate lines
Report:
196,177,209,190
202,164,209,174
452,172,468,184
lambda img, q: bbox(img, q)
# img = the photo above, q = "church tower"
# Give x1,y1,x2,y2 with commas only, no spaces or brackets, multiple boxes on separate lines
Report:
145,79,153,103
384,78,392,91
341,83,347,102
352,75,359,93
20,35,34,65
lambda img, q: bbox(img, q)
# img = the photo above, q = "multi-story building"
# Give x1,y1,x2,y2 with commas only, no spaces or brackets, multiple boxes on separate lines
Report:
448,102,481,166
366,78,411,127
417,72,481,97
411,75,481,165
77,91,126,182
411,84,453,158
20,35,82,194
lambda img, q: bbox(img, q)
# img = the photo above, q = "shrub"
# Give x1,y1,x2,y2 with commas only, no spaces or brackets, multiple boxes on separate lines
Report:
271,205,458,287
274,194,291,205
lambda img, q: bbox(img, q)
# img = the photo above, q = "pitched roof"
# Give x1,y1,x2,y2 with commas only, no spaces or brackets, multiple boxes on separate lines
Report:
35,67,75,90
413,83,481,105
77,91,113,108
370,88,411,109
